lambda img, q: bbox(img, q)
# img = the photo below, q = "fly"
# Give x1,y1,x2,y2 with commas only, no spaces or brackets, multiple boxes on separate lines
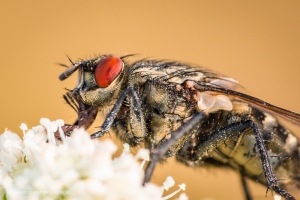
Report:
58,55,300,200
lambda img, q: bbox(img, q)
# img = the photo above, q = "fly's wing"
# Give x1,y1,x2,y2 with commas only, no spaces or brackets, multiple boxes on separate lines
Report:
130,59,300,124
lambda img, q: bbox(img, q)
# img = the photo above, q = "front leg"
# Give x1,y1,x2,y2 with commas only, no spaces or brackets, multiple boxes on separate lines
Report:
90,85,146,140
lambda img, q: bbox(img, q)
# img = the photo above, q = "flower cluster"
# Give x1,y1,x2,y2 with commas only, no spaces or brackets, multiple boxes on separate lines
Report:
0,119,187,200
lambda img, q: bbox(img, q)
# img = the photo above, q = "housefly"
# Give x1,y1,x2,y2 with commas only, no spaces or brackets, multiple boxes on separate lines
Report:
58,55,300,200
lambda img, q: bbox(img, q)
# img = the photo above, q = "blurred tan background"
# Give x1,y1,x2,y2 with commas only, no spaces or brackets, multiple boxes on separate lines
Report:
1,1,300,199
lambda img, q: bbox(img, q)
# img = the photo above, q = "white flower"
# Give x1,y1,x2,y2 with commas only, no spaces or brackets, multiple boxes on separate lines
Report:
0,118,187,200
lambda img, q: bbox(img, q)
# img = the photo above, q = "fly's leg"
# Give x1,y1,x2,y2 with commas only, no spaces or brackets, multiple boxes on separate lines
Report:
143,112,206,184
90,85,146,140
127,84,147,139
240,171,252,200
194,120,295,200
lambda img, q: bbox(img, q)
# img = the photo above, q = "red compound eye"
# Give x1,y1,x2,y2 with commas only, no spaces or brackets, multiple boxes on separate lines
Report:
94,56,123,88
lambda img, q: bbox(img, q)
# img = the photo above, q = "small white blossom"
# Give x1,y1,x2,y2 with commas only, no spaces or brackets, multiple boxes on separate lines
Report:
49,121,58,132
55,119,64,127
19,123,28,133
135,148,150,161
274,194,282,200
123,143,130,154
163,176,175,191
135,148,150,170
178,183,186,191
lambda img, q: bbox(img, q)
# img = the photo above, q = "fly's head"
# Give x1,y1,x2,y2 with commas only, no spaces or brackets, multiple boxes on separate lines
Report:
59,55,127,107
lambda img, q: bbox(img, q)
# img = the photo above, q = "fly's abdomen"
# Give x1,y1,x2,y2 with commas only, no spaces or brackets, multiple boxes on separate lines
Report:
207,102,299,188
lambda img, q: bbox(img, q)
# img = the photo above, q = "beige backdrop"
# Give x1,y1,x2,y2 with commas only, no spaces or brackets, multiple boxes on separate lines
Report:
1,1,300,199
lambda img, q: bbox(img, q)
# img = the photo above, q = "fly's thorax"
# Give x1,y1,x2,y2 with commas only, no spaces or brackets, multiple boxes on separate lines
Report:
142,81,195,118
76,56,128,107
